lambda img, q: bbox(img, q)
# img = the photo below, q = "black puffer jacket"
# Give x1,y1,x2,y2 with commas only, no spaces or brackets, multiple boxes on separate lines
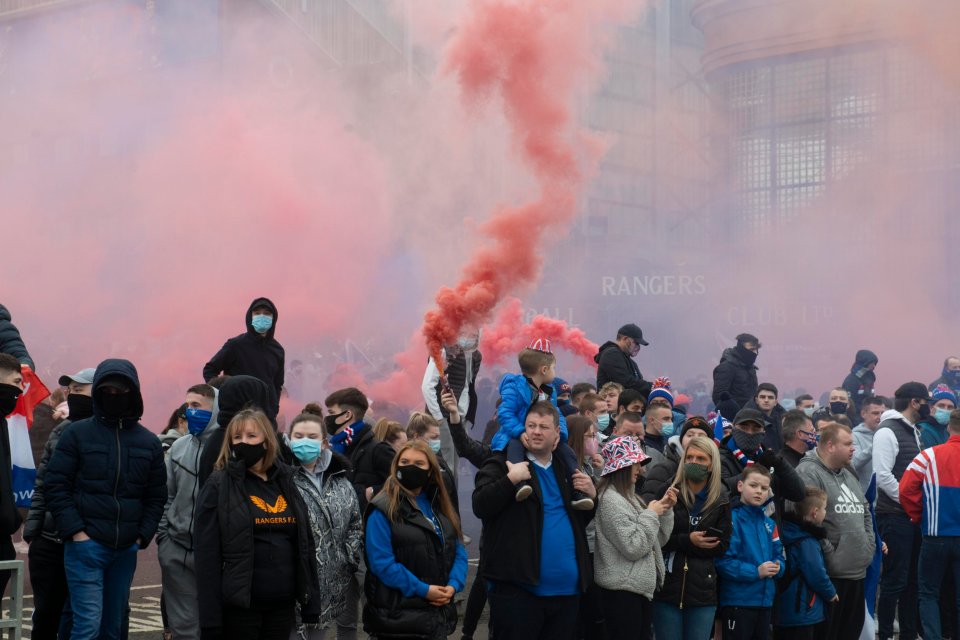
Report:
0,304,33,368
655,488,732,608
203,297,284,418
195,460,319,629
594,341,651,397
24,419,72,543
362,490,459,639
711,347,758,408
344,426,395,511
44,359,167,548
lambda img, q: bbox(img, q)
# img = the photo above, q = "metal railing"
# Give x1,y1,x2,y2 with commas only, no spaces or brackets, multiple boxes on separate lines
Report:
0,560,23,640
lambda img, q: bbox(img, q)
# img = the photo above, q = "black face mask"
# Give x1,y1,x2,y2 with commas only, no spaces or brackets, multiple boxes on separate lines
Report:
735,344,758,366
0,384,21,417
396,464,430,491
66,394,94,421
829,401,848,415
917,402,932,421
231,442,266,468
324,411,349,433
99,393,133,419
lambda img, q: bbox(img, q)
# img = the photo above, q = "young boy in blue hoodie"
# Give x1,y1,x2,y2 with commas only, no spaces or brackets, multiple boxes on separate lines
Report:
773,488,838,640
717,465,786,640
492,339,593,510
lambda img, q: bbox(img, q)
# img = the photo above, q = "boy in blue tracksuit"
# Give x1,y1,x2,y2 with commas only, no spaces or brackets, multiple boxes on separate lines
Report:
773,487,838,640
492,339,592,509
717,465,786,640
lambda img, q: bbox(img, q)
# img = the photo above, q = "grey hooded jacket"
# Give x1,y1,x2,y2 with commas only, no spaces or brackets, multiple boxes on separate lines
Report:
156,394,219,551
796,450,875,579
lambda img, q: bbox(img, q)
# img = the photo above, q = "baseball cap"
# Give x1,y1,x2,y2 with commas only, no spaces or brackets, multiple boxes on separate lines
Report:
58,368,96,387
617,323,649,346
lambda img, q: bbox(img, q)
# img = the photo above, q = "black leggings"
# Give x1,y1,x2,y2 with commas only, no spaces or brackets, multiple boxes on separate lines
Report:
462,570,488,637
598,588,650,640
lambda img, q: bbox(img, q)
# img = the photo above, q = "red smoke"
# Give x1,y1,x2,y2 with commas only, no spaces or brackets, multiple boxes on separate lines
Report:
482,298,598,368
421,0,640,365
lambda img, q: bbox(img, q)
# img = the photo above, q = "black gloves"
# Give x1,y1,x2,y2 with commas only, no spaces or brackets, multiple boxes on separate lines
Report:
754,450,779,469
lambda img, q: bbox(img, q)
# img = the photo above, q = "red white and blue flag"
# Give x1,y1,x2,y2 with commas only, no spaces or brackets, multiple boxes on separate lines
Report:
7,367,49,508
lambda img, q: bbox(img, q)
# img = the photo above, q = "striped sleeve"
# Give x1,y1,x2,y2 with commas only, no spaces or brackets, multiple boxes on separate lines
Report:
899,450,929,527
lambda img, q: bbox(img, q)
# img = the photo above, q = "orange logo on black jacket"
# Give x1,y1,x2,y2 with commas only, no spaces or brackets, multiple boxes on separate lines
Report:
250,495,288,514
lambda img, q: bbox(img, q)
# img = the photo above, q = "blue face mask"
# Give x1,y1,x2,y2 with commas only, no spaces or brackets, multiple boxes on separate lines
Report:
185,408,212,436
251,315,273,334
427,439,442,454
290,438,322,464
661,421,675,438
935,407,952,426
597,414,610,430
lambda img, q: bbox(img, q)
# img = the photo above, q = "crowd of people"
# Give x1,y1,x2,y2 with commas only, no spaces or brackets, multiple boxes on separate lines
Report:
0,301,958,640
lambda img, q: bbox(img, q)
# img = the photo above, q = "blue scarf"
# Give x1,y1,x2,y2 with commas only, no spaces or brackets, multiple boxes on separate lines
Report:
329,421,366,455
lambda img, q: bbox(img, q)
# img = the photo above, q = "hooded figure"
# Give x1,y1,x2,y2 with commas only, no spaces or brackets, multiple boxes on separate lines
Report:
842,349,878,413
0,304,34,369
196,375,289,487
711,335,760,409
203,297,284,419
43,359,167,639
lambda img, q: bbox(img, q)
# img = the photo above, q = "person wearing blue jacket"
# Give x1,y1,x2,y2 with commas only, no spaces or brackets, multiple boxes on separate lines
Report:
45,359,167,640
774,488,838,639
492,340,592,509
717,465,786,640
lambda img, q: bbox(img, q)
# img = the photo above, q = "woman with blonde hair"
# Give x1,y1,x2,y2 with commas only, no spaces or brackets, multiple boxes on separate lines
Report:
651,436,732,640
363,440,468,639
373,418,407,452
196,410,319,640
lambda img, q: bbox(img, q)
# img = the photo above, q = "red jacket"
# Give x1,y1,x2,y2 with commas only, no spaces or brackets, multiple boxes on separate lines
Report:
900,434,960,536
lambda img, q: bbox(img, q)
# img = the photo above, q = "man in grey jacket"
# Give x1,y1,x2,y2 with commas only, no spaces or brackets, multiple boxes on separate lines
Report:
797,422,875,640
156,384,218,640
851,396,885,493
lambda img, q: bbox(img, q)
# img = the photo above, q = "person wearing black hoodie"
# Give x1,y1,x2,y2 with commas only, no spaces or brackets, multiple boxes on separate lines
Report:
197,375,284,487
711,333,760,410
23,367,96,640
595,323,652,397
44,359,167,640
0,355,24,600
203,297,284,419
842,349,878,413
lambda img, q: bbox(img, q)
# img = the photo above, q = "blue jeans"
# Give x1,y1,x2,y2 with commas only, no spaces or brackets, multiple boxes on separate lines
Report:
652,601,717,640
918,536,960,640
63,539,138,640
877,512,919,640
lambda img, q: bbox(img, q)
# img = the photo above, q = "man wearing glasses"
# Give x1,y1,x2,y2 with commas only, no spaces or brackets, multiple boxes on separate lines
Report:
780,409,817,468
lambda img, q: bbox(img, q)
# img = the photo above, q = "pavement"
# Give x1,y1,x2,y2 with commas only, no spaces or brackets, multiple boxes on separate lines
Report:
6,460,490,639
